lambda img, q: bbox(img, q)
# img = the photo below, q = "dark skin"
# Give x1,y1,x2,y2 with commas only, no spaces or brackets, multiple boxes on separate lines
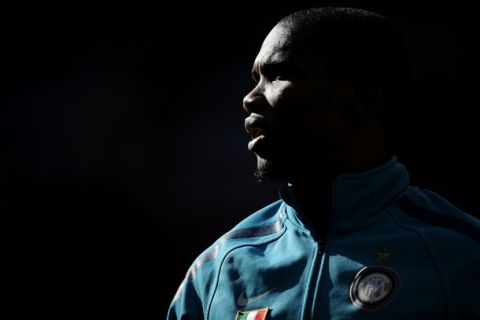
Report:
243,23,391,233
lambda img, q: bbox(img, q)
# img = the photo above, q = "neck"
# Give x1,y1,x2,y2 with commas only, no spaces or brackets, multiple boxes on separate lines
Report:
288,168,334,234
287,151,392,232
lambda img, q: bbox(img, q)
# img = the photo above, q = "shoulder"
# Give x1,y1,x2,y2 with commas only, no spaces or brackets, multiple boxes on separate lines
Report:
389,187,480,304
389,186,480,280
226,199,286,235
391,186,480,245
176,200,287,298
191,199,286,274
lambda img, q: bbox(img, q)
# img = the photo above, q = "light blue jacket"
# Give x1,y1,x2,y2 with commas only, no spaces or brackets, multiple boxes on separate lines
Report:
168,157,480,319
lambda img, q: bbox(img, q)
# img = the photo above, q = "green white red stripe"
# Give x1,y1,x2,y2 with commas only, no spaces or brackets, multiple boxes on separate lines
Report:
235,307,269,320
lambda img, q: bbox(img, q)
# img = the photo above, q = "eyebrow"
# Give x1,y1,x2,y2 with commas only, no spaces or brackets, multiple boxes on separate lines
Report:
251,60,301,81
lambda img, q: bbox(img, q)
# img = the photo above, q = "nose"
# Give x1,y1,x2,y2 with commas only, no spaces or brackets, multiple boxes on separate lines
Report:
242,85,268,114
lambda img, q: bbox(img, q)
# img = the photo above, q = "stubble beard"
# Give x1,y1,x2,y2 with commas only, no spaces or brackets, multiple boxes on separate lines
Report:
253,157,273,183
253,156,288,184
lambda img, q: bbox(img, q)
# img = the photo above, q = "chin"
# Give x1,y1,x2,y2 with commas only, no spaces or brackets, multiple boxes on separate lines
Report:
253,156,284,183
252,156,270,183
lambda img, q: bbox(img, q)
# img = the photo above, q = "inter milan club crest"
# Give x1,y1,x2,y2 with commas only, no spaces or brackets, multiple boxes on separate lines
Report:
349,265,400,311
235,307,269,320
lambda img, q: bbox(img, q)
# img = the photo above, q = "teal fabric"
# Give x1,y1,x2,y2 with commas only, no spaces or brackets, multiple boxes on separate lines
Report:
167,157,480,319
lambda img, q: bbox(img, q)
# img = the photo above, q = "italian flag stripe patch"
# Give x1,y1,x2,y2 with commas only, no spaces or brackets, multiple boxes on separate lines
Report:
235,307,269,320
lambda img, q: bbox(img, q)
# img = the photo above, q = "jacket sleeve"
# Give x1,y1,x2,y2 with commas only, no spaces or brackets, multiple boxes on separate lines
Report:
167,277,204,320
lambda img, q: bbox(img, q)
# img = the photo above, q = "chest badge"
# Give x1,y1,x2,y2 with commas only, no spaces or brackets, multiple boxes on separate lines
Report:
349,265,400,311
235,307,269,320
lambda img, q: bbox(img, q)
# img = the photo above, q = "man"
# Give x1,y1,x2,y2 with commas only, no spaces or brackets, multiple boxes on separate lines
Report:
168,7,480,319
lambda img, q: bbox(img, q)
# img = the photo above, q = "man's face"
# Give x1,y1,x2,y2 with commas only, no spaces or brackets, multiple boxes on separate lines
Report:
243,24,344,182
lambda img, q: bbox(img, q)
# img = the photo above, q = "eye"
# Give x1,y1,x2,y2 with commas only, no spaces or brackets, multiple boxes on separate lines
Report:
264,69,284,82
272,73,285,81
263,63,295,82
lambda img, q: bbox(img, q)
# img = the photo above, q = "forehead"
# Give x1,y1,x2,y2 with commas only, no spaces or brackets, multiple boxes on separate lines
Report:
261,24,293,52
253,24,318,71
254,25,294,66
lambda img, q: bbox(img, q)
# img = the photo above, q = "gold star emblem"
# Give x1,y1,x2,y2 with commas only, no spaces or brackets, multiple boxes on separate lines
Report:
377,250,390,262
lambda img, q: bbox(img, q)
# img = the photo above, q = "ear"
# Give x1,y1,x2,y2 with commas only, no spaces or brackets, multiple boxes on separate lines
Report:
342,77,383,119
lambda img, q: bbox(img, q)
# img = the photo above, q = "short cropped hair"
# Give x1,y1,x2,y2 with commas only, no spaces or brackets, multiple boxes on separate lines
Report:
279,7,411,148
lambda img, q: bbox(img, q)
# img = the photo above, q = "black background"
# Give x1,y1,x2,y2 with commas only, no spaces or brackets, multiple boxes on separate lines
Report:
1,1,479,319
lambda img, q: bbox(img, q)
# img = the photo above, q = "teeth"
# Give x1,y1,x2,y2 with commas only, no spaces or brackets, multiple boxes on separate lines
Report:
255,127,264,135
250,127,264,139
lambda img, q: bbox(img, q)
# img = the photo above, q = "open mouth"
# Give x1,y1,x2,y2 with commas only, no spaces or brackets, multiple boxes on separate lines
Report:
245,116,267,138
245,116,269,153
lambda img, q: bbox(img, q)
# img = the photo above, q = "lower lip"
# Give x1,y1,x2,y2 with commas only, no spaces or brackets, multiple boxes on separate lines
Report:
248,135,266,152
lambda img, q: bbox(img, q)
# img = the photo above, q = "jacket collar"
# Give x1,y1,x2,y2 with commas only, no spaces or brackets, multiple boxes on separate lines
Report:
279,156,410,229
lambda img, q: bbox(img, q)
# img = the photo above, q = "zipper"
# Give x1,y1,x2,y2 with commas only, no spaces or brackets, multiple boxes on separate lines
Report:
285,183,336,319
308,184,337,319
289,215,331,320
294,208,326,320
317,236,326,255
307,233,329,319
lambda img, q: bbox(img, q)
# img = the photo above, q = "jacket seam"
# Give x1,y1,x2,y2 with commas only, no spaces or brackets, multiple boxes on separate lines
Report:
386,206,457,319
300,241,320,319
204,224,288,320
